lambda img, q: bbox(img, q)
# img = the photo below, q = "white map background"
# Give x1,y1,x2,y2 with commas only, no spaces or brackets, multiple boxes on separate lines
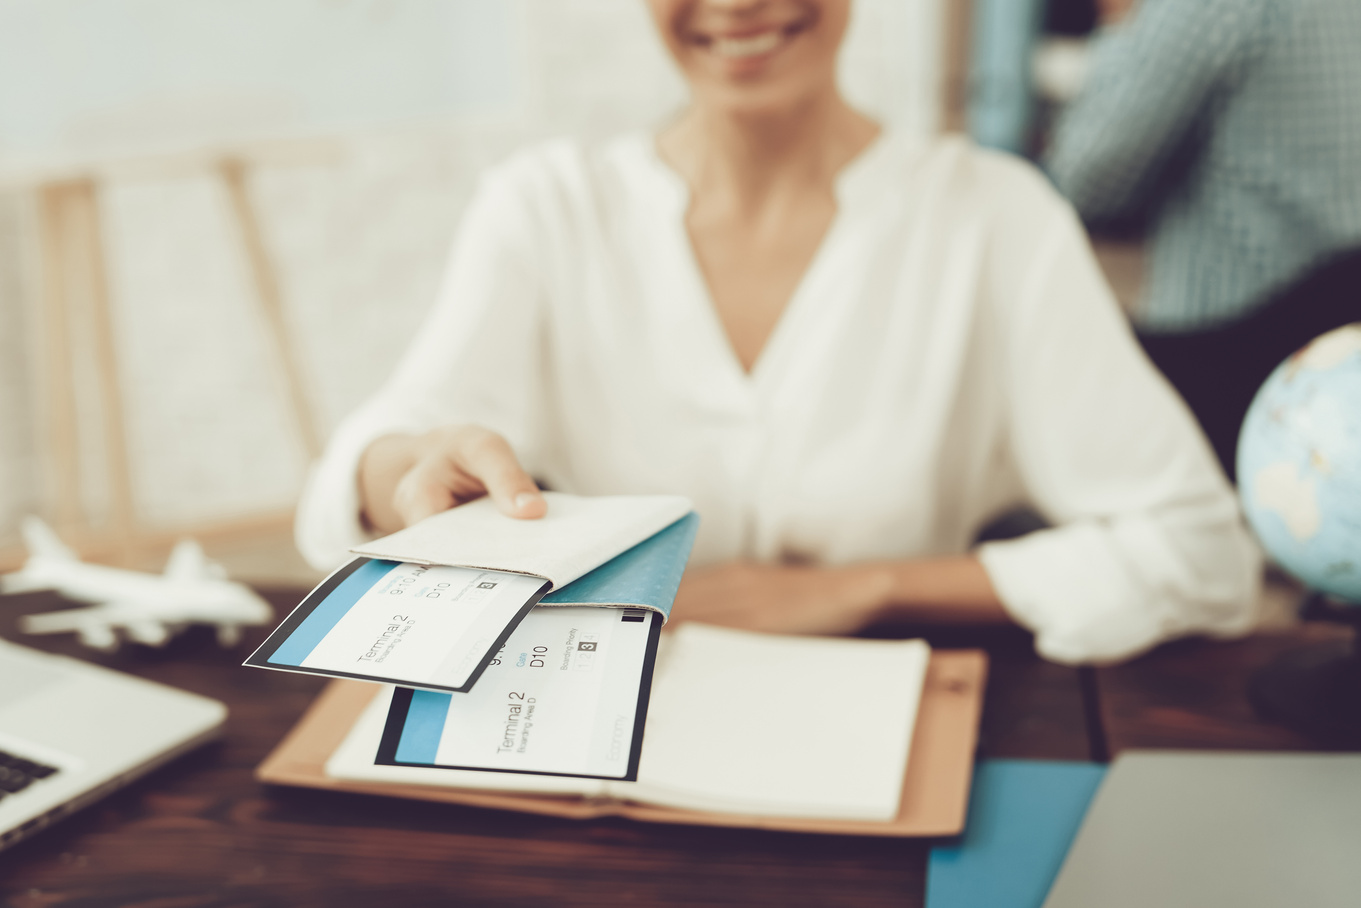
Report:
0,0,945,547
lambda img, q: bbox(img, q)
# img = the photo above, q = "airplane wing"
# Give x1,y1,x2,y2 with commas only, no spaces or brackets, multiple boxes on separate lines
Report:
19,602,171,650
19,591,264,650
18,598,150,650
21,604,127,635
20,516,78,561
162,539,226,581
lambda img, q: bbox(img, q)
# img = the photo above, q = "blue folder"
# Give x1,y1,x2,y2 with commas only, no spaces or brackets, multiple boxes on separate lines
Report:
926,759,1107,908
541,511,699,620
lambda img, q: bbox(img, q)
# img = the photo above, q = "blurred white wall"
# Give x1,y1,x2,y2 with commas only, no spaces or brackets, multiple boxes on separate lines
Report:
0,193,40,537
0,0,946,546
0,0,520,177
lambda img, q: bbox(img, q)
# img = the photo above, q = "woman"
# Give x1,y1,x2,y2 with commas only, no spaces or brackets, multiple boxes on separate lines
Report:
297,0,1261,664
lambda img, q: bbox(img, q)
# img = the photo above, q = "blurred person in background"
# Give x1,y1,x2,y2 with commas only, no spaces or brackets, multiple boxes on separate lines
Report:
297,0,1261,665
1046,0,1361,478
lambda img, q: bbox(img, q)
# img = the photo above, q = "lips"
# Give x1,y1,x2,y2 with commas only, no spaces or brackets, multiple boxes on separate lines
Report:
690,15,811,63
709,29,786,59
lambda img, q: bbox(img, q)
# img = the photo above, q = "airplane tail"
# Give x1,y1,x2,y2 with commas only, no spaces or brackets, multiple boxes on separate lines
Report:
20,516,78,562
1,516,78,594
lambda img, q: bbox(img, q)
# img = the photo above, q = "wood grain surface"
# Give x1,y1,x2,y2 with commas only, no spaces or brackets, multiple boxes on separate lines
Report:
864,621,1094,763
1095,622,1356,754
2,590,1089,907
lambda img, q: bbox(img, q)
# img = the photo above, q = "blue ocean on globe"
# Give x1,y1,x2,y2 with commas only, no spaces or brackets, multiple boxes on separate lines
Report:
1237,324,1361,605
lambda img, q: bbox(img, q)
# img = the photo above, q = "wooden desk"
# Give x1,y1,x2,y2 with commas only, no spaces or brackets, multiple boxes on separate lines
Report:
13,592,1330,907
1095,622,1355,755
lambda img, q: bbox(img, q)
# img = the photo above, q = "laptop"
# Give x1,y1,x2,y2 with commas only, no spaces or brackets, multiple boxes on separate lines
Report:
1044,751,1361,908
0,637,226,851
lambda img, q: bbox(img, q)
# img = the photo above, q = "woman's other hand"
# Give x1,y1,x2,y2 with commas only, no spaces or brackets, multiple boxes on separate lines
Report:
670,556,1010,635
359,426,546,534
670,562,894,635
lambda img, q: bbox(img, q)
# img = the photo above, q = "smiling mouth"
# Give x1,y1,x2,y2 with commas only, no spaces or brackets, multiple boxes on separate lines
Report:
697,21,808,60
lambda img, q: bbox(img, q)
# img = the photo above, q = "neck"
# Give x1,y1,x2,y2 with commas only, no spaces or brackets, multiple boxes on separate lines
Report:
659,89,879,212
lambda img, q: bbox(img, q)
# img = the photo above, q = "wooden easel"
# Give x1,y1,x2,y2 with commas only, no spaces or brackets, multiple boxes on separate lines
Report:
11,159,320,570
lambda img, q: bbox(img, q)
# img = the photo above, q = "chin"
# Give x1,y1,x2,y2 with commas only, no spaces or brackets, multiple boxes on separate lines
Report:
698,78,828,119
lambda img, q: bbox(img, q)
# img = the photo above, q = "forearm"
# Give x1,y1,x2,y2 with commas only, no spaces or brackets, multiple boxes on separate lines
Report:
867,555,1011,625
358,433,423,535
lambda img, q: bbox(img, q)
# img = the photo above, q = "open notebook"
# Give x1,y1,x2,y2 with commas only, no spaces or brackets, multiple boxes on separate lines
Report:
328,624,934,822
258,648,986,836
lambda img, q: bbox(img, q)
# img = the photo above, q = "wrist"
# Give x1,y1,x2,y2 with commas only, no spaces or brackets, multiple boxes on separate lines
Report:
843,563,899,626
870,556,1011,625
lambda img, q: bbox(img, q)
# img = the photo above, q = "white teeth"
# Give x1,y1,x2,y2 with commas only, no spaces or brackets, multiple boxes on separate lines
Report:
710,30,784,59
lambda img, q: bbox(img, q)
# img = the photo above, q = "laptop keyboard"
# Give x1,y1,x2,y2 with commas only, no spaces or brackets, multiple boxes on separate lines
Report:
0,750,60,800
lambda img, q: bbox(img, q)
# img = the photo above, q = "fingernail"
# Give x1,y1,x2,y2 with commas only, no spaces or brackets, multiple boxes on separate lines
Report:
515,492,541,511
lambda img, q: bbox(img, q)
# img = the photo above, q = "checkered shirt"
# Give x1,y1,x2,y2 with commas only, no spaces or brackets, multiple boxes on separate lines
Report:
1045,0,1361,330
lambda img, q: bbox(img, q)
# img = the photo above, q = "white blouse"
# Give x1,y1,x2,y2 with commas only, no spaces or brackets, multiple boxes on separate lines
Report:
296,132,1262,665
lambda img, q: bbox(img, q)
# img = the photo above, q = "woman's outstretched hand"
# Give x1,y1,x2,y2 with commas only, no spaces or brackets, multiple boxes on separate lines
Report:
360,426,546,534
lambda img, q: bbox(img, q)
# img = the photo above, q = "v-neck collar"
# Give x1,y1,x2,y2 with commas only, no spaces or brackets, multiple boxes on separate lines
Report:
632,130,901,398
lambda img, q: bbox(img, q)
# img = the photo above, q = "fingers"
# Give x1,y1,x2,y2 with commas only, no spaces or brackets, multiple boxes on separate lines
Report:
451,428,546,519
391,426,546,528
392,462,459,527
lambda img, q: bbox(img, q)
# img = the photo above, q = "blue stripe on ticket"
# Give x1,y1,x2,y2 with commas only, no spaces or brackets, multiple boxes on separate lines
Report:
396,689,452,763
271,559,399,666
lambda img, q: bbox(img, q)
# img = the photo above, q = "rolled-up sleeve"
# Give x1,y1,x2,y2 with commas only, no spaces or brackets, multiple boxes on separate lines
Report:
976,201,1262,664
295,164,548,571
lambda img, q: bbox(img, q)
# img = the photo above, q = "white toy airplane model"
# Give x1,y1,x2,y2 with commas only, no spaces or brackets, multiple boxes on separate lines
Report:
1,517,274,650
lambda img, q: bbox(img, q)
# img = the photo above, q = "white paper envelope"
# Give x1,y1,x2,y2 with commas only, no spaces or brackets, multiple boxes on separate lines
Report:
349,493,693,591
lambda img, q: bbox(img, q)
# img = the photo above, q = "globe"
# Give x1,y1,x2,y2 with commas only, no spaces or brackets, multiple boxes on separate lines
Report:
1237,323,1361,606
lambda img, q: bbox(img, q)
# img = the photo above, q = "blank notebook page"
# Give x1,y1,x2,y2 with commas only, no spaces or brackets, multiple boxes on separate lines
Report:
620,624,931,821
